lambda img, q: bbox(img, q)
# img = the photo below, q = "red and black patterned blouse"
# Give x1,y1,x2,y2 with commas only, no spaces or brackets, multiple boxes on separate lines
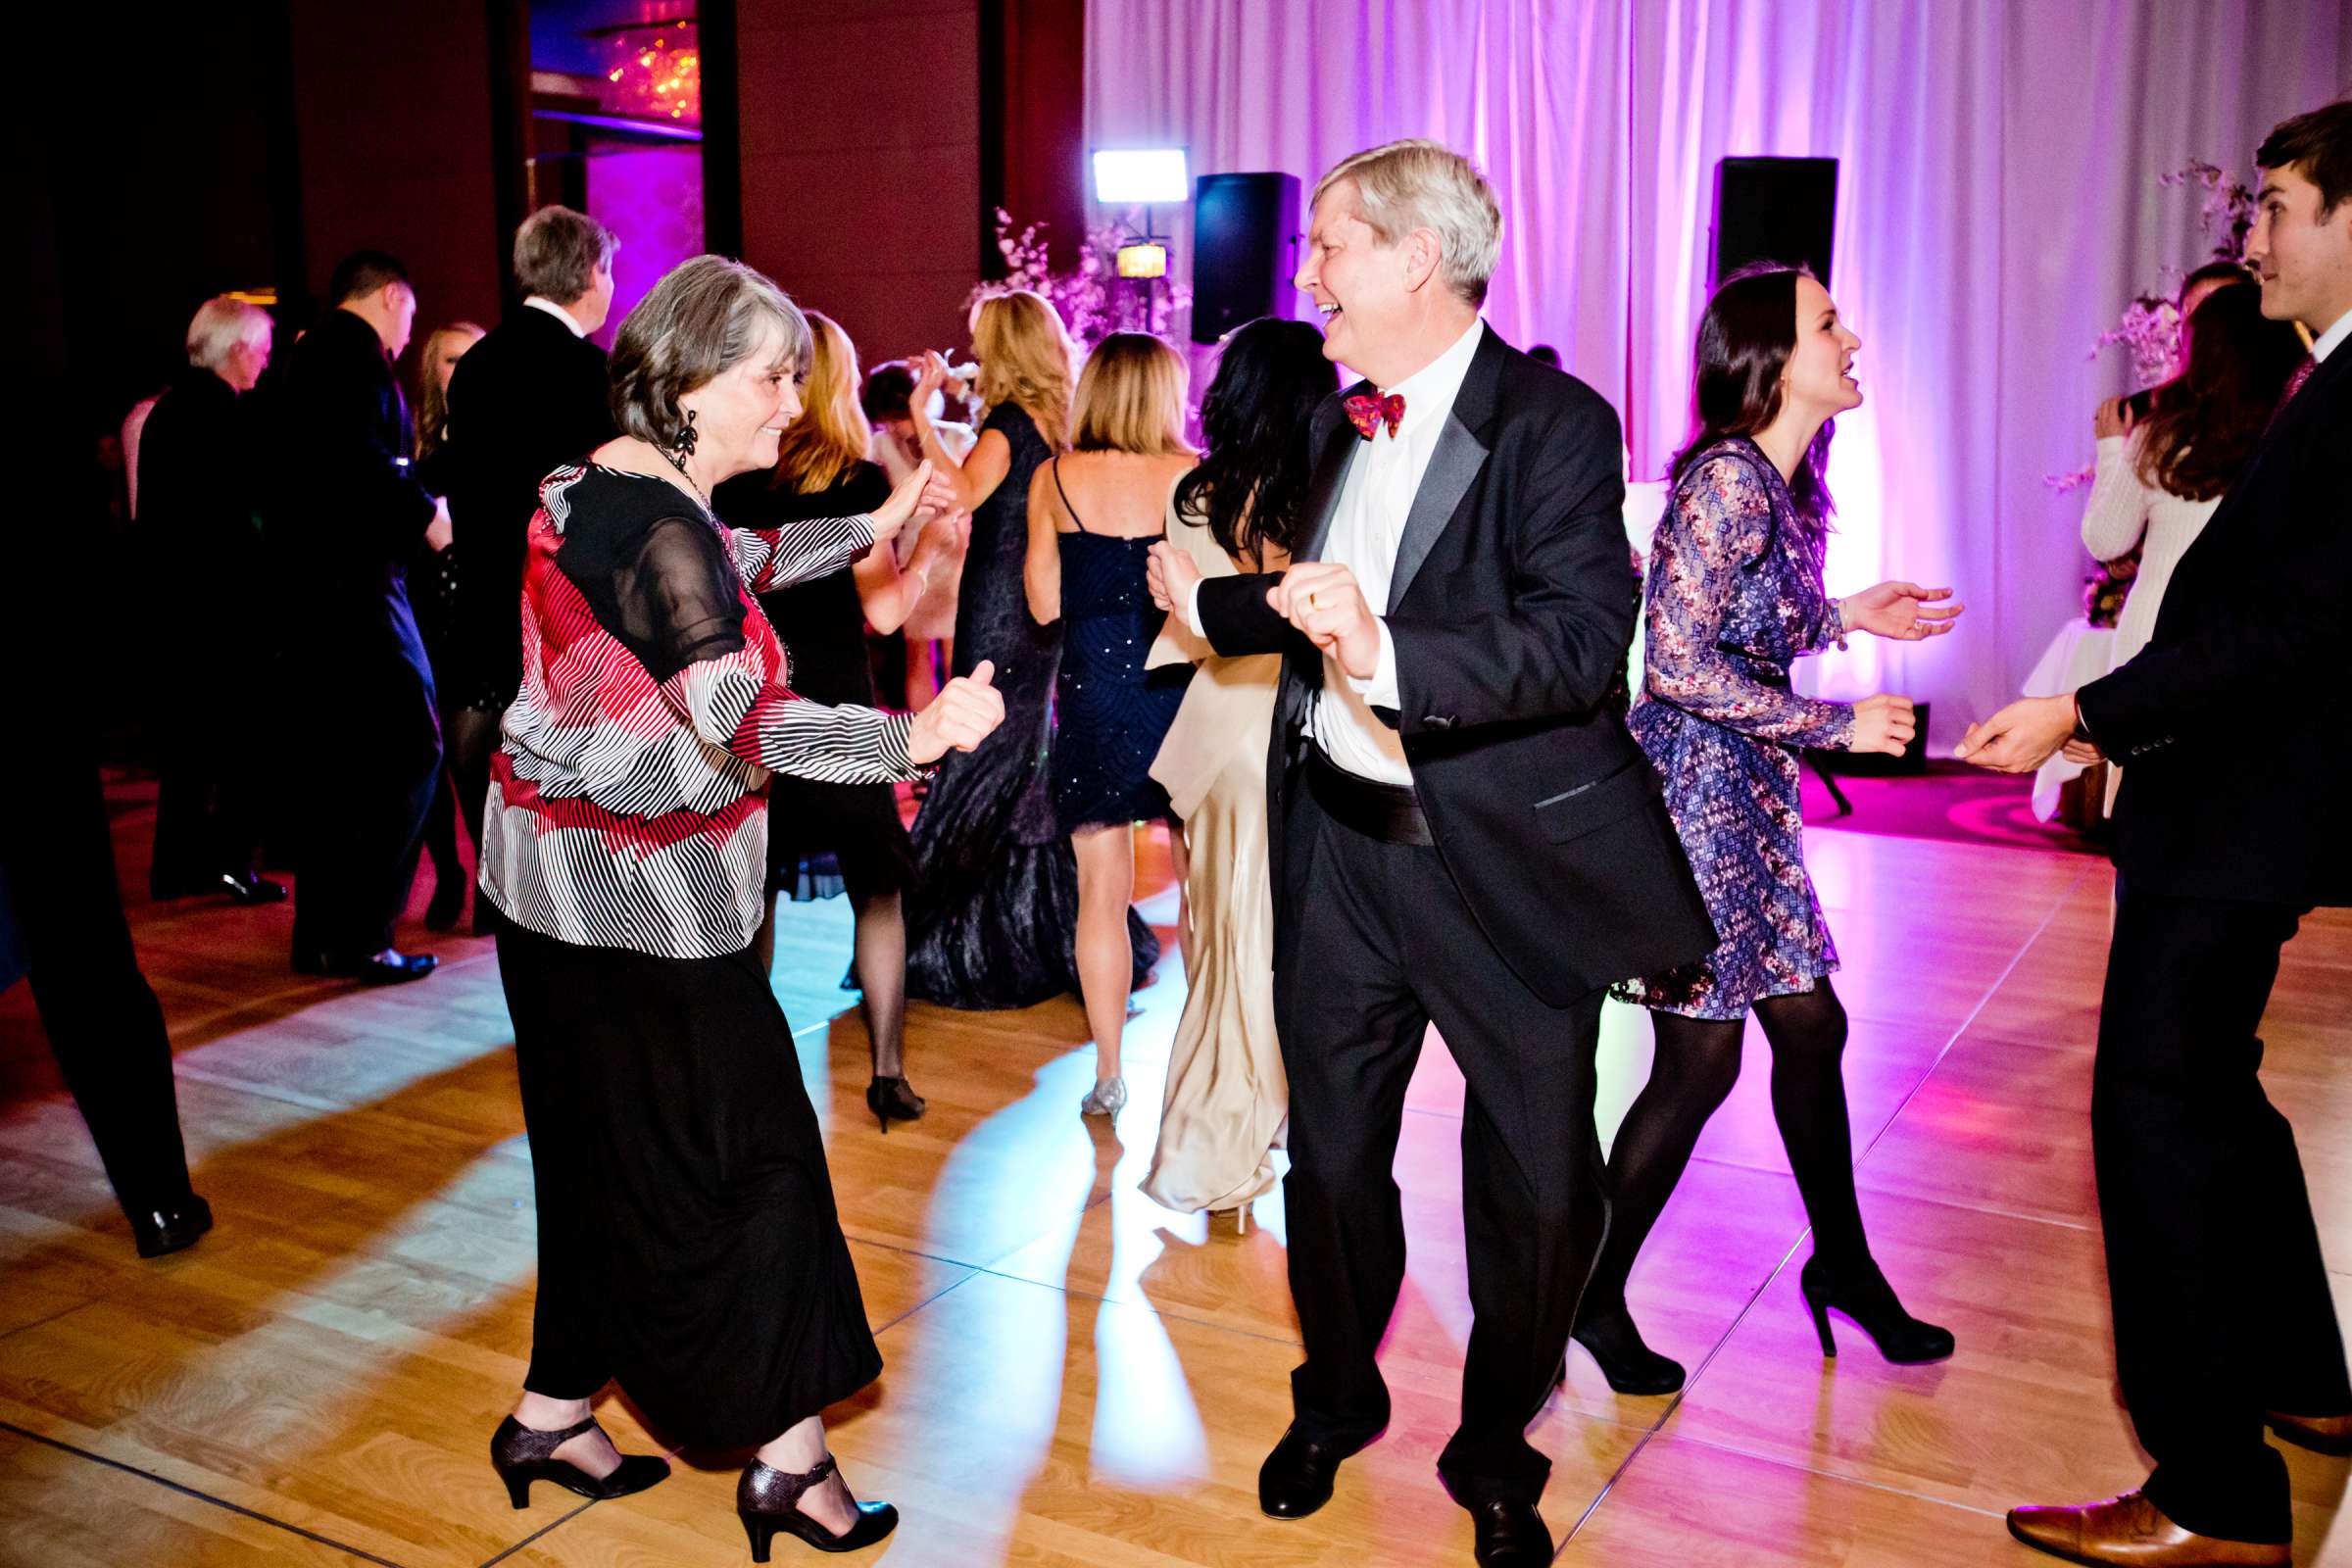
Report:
478,465,924,958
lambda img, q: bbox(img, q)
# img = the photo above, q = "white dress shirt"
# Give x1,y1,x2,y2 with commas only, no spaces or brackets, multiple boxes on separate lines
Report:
2310,306,2352,365
523,295,587,337
1188,318,1487,786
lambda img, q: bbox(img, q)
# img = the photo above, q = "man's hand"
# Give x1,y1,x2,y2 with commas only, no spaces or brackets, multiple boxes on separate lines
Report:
1147,539,1202,615
1954,694,2079,774
1272,561,1380,682
2062,738,2104,765
1842,581,1964,641
907,659,1004,764
423,496,454,553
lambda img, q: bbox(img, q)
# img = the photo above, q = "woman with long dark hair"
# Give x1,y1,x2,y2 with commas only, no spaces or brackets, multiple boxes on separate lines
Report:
1578,266,1964,1396
2078,276,2304,808
1140,318,1335,1220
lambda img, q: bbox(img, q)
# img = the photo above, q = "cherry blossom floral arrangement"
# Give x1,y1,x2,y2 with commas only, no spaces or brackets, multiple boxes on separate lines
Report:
966,207,1193,351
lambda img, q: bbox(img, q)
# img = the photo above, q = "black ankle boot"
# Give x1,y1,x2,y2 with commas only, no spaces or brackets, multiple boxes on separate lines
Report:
1570,1309,1687,1395
738,1454,897,1558
489,1414,668,1509
1799,1254,1955,1364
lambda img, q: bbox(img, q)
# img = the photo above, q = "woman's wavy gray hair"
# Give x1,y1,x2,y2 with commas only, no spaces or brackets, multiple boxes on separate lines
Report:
610,255,813,448
1311,138,1503,307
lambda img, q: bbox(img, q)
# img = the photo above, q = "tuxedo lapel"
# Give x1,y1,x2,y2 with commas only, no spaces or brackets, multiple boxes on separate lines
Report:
1297,386,1366,564
1388,416,1488,612
1386,328,1505,612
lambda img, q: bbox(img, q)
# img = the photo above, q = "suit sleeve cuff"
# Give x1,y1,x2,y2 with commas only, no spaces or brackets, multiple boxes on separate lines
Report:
1184,579,1205,638
1346,617,1400,707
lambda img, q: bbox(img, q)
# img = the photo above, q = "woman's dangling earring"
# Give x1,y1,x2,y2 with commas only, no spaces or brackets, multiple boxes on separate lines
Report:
673,407,700,461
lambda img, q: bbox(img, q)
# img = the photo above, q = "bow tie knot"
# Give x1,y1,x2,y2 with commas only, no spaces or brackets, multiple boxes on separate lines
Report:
1345,391,1407,440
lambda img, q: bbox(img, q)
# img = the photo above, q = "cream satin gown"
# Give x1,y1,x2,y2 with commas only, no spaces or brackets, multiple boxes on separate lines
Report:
1141,495,1288,1213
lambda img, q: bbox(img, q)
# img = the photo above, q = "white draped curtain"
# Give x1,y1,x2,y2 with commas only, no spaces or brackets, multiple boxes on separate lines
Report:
1086,0,2352,746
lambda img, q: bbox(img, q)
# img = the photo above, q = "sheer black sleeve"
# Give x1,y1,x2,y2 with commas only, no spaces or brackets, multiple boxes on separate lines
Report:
614,514,749,683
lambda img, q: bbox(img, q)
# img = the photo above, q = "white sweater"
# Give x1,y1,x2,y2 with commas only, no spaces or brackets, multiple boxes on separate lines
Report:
2080,430,2222,676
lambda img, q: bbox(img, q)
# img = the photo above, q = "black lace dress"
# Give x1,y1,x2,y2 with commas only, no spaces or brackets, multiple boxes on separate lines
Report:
903,404,1158,1007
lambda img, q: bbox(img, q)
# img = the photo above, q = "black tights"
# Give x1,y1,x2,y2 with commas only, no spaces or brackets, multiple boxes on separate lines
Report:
1583,982,1866,1323
750,865,908,1081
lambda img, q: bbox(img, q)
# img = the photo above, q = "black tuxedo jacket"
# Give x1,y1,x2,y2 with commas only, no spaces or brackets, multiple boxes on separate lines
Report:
271,308,437,625
137,368,263,608
442,305,615,705
1197,327,1715,1005
2077,337,2352,907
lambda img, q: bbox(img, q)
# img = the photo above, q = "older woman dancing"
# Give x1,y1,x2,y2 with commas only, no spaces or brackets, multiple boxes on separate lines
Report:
477,255,1001,1559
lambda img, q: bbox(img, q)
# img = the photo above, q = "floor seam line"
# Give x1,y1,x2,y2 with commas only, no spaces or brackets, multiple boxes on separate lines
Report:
1661,1430,2013,1518
476,1498,601,1567
1849,861,2095,1177
0,1416,415,1567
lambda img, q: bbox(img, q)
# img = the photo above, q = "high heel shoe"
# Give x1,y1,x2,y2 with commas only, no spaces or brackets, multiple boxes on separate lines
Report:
865,1075,925,1133
1568,1309,1687,1396
1079,1076,1127,1117
738,1454,898,1559
489,1414,668,1509
1208,1202,1251,1237
1799,1254,1955,1364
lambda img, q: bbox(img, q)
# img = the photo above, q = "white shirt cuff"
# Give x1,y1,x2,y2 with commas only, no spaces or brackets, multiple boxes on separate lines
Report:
1184,578,1206,638
1346,617,1400,707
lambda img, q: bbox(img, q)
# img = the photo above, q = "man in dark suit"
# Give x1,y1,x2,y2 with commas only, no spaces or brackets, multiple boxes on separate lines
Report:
141,294,284,906
1152,140,1713,1566
1963,100,2352,1568
440,206,617,885
275,250,451,984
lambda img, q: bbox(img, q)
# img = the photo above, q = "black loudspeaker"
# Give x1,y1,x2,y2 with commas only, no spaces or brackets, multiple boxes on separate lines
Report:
1191,172,1301,344
1712,157,1838,287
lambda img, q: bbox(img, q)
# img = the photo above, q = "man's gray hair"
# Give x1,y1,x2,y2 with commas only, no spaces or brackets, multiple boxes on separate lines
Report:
609,255,812,447
514,205,619,303
185,296,272,369
1312,139,1503,307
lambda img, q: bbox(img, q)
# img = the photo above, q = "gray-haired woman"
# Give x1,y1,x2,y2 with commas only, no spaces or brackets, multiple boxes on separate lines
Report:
478,255,1001,1558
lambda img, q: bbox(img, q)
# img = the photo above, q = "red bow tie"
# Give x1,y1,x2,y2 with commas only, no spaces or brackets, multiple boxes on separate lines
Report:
1345,391,1406,440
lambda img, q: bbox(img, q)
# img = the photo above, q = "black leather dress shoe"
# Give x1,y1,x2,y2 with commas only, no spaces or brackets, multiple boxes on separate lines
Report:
293,948,440,984
154,870,288,905
1469,1497,1552,1565
1258,1426,1353,1519
131,1195,214,1258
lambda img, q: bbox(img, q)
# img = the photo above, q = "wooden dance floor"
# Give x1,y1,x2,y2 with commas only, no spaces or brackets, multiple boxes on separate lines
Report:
4,772,2350,1567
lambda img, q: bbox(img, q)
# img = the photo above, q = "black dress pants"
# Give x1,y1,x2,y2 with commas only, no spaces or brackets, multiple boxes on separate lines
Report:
151,643,267,893
1273,785,1608,1505
1,754,198,1221
291,598,442,960
2095,882,2346,1544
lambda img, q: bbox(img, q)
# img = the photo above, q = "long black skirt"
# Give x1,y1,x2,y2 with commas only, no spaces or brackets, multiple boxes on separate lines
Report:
496,921,882,1448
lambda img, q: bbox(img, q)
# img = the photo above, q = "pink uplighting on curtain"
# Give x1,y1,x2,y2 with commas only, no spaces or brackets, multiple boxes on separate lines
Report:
1085,0,2352,748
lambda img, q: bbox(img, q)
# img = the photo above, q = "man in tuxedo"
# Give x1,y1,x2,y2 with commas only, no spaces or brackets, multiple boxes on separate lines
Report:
440,206,618,889
275,250,452,983
1962,100,2352,1568
141,294,284,906
1150,139,1713,1566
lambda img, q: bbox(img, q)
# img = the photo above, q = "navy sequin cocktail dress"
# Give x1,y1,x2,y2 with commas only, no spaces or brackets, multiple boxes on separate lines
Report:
1616,439,1855,1021
1051,489,1192,830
